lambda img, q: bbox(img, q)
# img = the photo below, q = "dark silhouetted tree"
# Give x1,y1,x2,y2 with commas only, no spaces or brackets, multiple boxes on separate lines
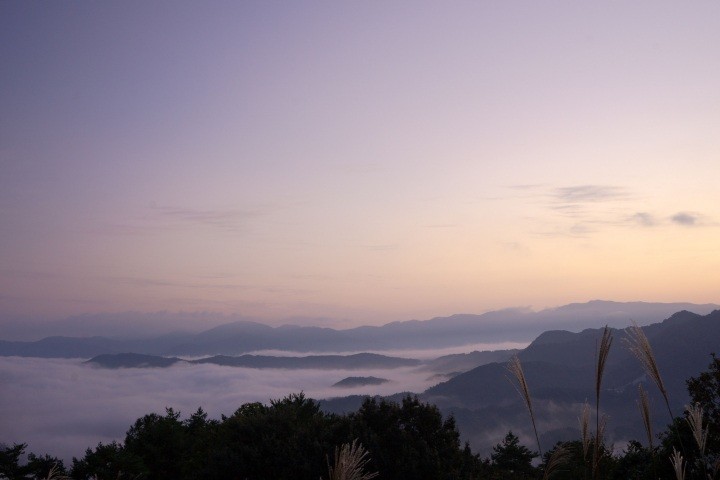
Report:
71,441,144,480
349,395,484,480
686,353,720,456
490,431,538,480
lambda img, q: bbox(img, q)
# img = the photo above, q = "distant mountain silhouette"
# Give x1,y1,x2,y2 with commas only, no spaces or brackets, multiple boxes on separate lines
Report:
192,353,419,369
86,352,419,370
332,376,390,388
2,301,716,358
87,353,185,368
0,336,127,358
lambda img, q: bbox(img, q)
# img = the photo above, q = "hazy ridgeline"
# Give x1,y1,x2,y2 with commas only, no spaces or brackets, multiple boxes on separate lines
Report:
1,302,719,477
3,301,716,354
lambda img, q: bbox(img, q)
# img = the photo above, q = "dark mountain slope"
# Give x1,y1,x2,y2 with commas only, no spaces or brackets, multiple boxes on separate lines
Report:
421,349,519,375
422,309,720,452
332,376,390,387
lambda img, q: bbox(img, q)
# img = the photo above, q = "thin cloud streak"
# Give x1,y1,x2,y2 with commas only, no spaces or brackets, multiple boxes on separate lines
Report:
553,185,630,203
107,276,248,290
150,205,269,232
95,204,279,237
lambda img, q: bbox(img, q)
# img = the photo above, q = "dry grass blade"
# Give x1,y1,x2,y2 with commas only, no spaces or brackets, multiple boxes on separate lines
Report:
326,439,378,480
685,402,708,455
578,401,591,460
710,459,720,479
637,384,653,450
593,326,612,480
625,321,690,458
670,447,686,480
592,414,608,479
597,414,608,447
42,464,70,480
595,326,613,406
507,354,542,456
625,322,668,406
542,443,572,480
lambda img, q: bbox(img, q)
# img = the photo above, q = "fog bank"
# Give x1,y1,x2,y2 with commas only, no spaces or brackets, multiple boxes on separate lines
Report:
0,356,441,463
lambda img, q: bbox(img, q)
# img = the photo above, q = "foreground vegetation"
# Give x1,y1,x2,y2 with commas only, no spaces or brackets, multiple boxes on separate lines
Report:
2,351,719,479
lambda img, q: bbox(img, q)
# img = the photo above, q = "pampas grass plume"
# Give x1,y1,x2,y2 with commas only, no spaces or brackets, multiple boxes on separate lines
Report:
325,439,378,480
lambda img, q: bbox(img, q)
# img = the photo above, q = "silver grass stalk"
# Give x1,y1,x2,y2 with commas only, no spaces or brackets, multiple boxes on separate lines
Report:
625,321,689,456
625,322,673,420
593,326,612,480
637,384,654,450
597,414,608,444
595,326,613,409
507,354,543,456
326,439,378,480
685,402,708,455
711,459,720,479
542,443,572,480
592,414,608,479
579,401,591,460
90,474,128,480
670,447,686,480
42,464,70,480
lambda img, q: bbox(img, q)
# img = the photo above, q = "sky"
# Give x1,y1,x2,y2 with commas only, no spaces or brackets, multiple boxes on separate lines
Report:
2,1,720,328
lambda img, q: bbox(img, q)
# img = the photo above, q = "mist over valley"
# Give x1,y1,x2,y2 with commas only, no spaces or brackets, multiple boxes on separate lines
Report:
2,301,719,465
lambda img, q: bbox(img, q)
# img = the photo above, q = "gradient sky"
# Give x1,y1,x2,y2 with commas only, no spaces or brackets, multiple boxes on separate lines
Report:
1,2,719,327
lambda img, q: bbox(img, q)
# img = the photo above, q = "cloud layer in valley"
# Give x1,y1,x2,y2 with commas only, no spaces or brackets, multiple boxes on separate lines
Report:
0,357,441,462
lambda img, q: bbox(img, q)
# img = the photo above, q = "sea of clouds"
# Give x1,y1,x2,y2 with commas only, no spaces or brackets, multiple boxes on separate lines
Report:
0,356,441,463
0,340,531,463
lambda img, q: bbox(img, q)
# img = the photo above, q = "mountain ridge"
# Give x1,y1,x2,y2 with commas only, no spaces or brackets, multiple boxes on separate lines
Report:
86,352,421,370
2,301,717,358
413,309,720,453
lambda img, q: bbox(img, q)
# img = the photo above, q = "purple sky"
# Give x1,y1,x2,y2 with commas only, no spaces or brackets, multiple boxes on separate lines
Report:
2,2,719,327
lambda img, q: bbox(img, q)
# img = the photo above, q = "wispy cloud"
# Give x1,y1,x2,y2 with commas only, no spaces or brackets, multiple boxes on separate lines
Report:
150,205,268,232
630,212,657,227
508,184,547,191
94,204,279,237
531,223,598,239
523,185,633,237
105,276,313,298
569,223,597,236
516,185,714,236
502,241,528,252
552,185,630,204
108,276,245,290
546,185,631,225
671,212,698,226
